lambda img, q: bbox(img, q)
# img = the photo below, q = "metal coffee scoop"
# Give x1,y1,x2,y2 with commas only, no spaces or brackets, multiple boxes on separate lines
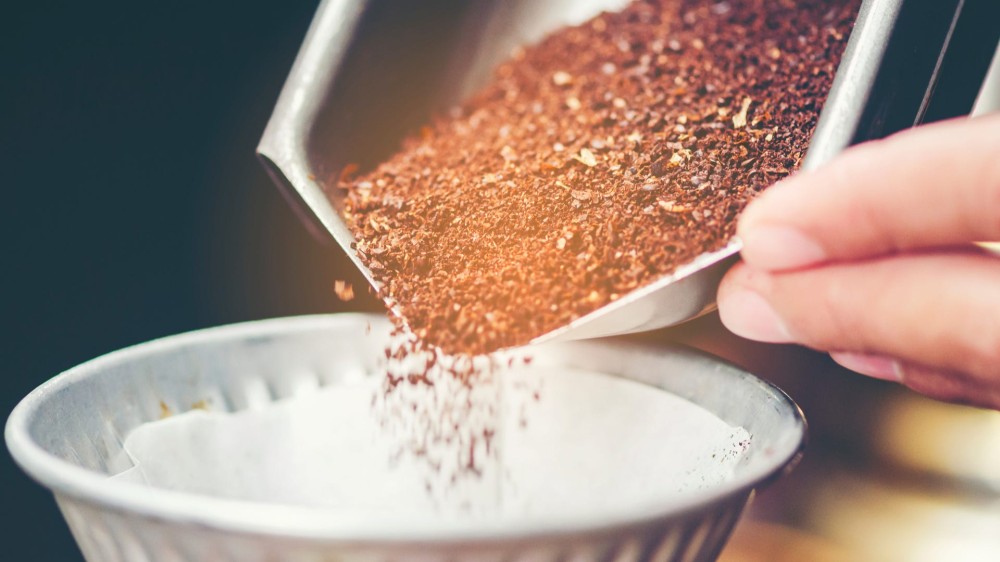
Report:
259,0,997,345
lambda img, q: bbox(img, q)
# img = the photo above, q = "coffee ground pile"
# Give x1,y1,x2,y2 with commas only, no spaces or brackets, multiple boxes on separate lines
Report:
342,0,858,356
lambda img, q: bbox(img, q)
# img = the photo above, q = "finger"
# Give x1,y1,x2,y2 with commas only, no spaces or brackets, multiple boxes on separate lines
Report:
829,352,1000,410
718,250,1000,381
738,114,1000,271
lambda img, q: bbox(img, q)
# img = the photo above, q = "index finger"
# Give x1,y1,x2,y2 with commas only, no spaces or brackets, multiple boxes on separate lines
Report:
737,114,1000,271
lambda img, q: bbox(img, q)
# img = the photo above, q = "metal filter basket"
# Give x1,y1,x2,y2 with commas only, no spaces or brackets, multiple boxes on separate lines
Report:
7,314,805,562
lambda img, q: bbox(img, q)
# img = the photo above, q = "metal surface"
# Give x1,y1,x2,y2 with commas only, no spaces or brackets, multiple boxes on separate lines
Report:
805,0,1000,168
258,0,995,346
6,314,806,561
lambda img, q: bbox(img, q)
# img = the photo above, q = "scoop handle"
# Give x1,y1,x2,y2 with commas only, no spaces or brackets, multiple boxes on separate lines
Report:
804,0,1000,170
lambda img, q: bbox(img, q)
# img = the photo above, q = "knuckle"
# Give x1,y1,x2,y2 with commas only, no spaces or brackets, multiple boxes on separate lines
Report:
969,289,1000,375
902,363,1000,410
968,331,1000,377
986,156,1000,239
964,119,1000,239
831,143,901,253
806,273,862,350
903,372,966,404
943,309,1000,381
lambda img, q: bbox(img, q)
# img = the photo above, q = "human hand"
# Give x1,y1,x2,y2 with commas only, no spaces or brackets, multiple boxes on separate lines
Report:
718,114,1000,409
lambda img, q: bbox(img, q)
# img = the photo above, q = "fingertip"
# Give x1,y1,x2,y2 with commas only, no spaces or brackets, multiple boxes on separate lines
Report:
830,351,903,382
718,268,793,344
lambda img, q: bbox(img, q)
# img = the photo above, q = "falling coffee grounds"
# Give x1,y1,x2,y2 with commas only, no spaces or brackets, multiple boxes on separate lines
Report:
342,0,859,356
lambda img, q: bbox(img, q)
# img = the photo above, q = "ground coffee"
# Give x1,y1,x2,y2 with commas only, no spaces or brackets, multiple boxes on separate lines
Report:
342,0,858,356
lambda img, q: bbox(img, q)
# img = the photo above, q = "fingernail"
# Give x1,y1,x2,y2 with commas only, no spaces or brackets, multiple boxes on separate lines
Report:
718,289,793,343
830,352,904,382
740,225,826,271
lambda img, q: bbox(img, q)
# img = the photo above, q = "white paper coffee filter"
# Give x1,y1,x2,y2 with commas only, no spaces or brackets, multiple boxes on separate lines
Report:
114,364,750,522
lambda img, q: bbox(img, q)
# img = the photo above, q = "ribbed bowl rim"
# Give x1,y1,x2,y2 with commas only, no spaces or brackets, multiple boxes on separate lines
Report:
6,314,805,544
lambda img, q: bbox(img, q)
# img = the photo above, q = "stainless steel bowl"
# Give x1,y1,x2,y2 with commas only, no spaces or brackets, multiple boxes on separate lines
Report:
6,314,805,562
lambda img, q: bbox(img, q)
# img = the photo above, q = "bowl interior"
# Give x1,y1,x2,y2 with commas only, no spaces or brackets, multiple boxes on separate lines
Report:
306,0,631,202
7,314,804,538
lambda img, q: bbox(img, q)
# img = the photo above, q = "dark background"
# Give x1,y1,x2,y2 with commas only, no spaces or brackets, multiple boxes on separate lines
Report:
2,1,376,558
